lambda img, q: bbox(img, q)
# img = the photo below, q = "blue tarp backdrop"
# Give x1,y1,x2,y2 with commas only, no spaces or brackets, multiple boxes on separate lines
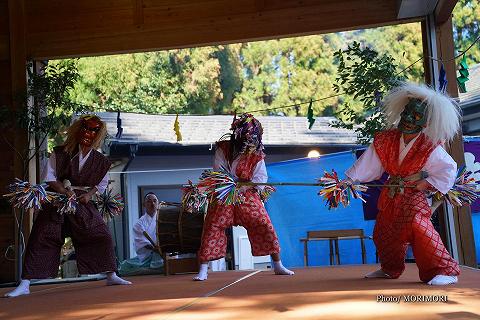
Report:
265,151,377,268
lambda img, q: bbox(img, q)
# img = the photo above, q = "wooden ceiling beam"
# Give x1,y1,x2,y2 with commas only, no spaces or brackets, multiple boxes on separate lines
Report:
397,0,438,19
435,0,458,25
24,0,420,59
0,1,10,61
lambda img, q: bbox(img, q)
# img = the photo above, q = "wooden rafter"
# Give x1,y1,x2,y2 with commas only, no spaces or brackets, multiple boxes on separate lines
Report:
23,0,417,59
435,0,458,25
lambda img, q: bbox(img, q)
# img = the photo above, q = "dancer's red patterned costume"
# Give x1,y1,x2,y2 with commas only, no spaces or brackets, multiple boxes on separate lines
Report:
198,141,280,262
345,83,462,285
373,129,460,282
194,114,293,281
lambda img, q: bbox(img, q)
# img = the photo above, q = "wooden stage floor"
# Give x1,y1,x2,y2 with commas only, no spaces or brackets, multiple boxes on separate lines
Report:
1,264,479,320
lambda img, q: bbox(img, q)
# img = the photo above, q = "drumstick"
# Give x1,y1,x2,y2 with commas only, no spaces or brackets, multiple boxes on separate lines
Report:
143,231,162,254
143,231,156,247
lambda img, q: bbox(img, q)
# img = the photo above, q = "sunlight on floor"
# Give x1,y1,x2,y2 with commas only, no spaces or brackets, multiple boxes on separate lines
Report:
52,288,480,320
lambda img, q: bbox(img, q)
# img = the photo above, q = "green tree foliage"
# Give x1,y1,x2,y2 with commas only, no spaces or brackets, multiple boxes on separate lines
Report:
357,23,424,81
328,23,423,144
231,41,280,113
69,49,223,114
172,47,222,114
70,53,184,114
453,0,480,64
68,24,420,119
70,35,342,117
331,41,406,144
65,2,478,123
213,44,243,114
234,35,340,116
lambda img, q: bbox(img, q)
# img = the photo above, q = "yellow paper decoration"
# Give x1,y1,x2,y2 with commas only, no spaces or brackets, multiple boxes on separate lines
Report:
174,114,182,142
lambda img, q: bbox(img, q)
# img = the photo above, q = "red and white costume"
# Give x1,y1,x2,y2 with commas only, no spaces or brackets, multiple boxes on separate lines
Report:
346,129,460,281
197,141,280,262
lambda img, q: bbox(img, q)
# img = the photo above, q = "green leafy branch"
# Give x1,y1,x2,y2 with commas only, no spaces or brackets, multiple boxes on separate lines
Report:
331,41,406,144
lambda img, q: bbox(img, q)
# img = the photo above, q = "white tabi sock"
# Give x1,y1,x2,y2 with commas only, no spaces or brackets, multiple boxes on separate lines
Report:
5,279,30,298
364,269,392,278
193,263,209,281
273,260,294,275
106,272,132,285
427,275,458,286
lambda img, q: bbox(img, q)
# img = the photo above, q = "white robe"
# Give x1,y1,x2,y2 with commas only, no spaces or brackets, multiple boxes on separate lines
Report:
133,212,157,262
346,135,457,194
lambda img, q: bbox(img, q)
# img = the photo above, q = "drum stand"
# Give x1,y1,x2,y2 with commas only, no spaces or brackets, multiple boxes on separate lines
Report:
143,231,198,275
162,254,198,276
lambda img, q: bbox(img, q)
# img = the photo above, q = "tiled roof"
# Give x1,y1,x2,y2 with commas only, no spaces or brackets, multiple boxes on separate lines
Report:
98,112,357,146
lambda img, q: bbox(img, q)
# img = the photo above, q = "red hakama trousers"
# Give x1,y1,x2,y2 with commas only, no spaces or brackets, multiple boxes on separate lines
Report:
375,190,460,282
198,190,280,262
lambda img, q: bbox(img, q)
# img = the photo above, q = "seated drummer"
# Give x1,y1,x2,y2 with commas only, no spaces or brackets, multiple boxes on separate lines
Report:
119,193,163,275
133,193,161,260
138,193,227,271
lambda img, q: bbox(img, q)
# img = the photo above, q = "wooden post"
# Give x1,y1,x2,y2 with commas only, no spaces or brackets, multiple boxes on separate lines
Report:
8,0,29,282
0,1,16,283
435,17,477,267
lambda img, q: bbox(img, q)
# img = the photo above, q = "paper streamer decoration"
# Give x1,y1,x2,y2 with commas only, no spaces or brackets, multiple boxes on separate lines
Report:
174,114,182,142
307,100,315,130
457,55,469,93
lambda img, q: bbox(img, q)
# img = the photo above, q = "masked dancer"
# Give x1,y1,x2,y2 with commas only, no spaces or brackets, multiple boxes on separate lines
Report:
194,114,294,281
345,83,461,285
5,115,131,297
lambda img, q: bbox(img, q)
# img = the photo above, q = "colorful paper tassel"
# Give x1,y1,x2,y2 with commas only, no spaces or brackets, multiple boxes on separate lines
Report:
259,185,276,202
436,166,480,207
181,180,209,213
317,170,367,209
4,179,125,217
197,169,245,205
96,189,125,221
56,194,78,215
4,179,51,210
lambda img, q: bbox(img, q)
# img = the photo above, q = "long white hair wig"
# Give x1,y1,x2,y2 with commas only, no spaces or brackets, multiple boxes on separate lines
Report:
382,82,461,144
